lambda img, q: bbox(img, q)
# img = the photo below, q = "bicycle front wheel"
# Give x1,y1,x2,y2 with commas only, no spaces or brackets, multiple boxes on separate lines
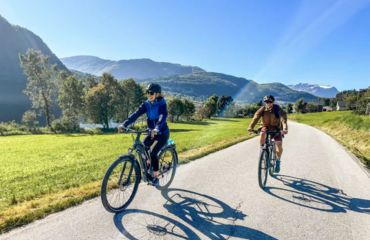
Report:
101,156,141,213
156,147,178,190
258,150,269,189
269,147,276,177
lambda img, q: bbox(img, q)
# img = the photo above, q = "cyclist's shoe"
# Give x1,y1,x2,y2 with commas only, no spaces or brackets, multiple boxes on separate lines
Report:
146,172,153,181
275,160,281,173
151,177,159,187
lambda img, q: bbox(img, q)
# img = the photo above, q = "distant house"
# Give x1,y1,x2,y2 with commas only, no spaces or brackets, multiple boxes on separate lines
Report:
323,106,333,112
336,101,348,111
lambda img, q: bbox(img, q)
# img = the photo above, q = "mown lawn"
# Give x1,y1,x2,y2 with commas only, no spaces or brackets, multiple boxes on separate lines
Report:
289,111,370,168
0,118,251,232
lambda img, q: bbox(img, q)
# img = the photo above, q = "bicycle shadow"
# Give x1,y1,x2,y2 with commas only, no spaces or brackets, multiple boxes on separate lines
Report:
265,175,370,214
161,188,277,240
114,209,201,240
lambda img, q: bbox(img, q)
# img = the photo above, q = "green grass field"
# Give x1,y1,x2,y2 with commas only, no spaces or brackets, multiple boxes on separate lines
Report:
0,118,251,232
289,111,370,168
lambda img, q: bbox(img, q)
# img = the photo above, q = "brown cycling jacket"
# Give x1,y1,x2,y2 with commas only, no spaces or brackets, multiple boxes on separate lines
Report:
248,104,288,131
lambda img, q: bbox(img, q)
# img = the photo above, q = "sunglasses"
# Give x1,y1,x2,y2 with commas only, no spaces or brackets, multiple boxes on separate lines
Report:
146,91,155,96
264,101,273,104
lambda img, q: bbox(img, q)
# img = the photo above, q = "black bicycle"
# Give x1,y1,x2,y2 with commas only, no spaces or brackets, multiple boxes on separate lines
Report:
254,129,280,189
101,128,178,213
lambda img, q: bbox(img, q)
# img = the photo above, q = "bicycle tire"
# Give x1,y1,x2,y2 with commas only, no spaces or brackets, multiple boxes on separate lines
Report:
269,146,276,177
258,150,269,189
101,155,141,212
156,147,178,190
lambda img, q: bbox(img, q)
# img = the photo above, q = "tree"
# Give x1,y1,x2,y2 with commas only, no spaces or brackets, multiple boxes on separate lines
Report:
85,83,110,128
294,98,307,113
84,73,122,128
286,103,293,114
22,110,38,129
204,95,218,118
168,98,184,122
118,79,145,120
354,87,370,115
236,104,260,117
196,106,211,120
306,103,318,112
217,96,233,116
20,49,58,128
182,99,196,120
83,75,98,90
58,75,84,131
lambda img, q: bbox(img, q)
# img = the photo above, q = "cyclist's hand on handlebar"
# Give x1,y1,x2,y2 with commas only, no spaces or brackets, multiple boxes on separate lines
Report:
248,128,258,134
117,124,126,133
151,128,159,139
283,129,288,135
118,121,129,133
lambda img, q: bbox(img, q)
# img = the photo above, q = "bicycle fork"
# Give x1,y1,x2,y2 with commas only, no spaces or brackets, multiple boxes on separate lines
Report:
118,161,133,188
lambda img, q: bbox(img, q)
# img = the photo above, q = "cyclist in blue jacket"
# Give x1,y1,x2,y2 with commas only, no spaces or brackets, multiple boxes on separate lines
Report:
121,83,169,186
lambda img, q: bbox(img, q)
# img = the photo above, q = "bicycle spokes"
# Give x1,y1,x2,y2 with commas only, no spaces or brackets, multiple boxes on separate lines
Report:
101,157,140,212
157,148,177,190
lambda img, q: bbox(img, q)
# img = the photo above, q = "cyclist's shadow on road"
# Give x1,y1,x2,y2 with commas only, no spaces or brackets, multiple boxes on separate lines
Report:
114,188,277,240
160,188,277,240
265,175,370,214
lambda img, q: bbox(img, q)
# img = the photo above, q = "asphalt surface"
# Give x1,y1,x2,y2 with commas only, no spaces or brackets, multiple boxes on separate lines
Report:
1,121,369,240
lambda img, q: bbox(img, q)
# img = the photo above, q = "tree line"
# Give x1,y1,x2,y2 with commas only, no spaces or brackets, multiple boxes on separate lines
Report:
20,49,146,132
19,49,236,132
293,87,370,114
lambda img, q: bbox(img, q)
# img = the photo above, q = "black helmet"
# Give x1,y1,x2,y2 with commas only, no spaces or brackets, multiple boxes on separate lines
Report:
263,95,275,103
146,83,161,93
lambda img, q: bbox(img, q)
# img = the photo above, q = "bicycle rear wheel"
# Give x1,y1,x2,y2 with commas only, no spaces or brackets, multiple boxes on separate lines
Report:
101,156,141,212
258,150,269,189
156,147,178,190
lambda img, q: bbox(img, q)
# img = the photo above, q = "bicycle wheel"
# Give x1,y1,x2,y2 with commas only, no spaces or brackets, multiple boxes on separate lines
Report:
156,147,178,190
269,147,276,176
258,150,269,189
101,156,141,212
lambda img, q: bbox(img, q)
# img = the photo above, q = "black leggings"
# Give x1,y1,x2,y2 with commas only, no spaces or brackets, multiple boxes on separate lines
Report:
143,132,169,171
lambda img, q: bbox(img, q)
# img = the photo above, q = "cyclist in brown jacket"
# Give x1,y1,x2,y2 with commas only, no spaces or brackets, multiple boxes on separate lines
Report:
248,95,288,172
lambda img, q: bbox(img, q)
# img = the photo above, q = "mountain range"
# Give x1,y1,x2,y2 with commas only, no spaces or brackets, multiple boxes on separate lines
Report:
0,15,67,122
61,56,205,79
0,14,318,122
62,56,318,102
288,83,339,98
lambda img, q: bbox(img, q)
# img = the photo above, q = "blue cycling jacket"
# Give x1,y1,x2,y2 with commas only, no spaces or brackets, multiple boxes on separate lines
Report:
123,97,169,134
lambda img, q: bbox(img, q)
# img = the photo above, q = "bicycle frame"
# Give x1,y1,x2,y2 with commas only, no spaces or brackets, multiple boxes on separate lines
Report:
126,130,152,183
262,130,279,169
123,128,177,183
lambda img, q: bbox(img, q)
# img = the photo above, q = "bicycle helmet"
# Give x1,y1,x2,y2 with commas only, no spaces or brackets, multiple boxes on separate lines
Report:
146,83,161,93
263,95,275,103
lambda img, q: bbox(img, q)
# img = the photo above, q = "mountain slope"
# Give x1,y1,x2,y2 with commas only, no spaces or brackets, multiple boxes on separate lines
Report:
143,72,318,102
62,55,318,103
0,15,67,122
61,56,205,80
288,83,339,98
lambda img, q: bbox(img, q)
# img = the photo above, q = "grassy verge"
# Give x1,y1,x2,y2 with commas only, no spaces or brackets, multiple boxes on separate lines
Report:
289,111,370,169
0,118,251,233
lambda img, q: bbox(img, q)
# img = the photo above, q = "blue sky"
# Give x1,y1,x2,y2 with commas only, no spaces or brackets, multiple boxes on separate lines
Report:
1,0,370,90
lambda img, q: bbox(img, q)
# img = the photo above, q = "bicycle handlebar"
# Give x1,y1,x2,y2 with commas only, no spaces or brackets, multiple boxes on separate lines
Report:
250,129,281,135
120,126,150,135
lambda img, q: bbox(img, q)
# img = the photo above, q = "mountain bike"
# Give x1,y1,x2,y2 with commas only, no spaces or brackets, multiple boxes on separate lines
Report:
253,129,280,189
101,128,178,213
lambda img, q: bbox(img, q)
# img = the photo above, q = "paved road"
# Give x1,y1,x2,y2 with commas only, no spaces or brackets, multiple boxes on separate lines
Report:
1,121,369,240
